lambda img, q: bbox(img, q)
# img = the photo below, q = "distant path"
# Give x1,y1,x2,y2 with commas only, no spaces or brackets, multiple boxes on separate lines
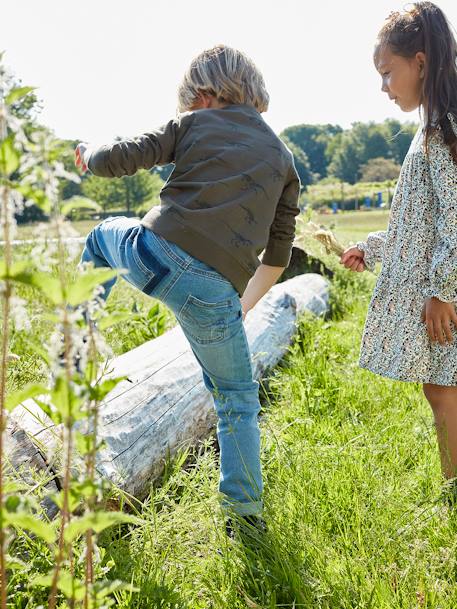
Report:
0,237,86,246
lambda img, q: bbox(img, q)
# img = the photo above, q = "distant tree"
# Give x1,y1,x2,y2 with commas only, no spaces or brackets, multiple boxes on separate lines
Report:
359,157,401,182
328,121,406,184
282,136,313,188
82,170,163,213
81,175,121,213
382,119,417,164
280,124,342,180
327,130,361,184
120,171,163,213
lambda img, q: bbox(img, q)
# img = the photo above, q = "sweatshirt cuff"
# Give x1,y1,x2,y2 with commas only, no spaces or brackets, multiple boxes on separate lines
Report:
83,146,95,173
356,241,376,272
261,239,292,267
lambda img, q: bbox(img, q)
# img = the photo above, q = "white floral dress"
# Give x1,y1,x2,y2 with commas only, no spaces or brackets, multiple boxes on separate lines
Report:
357,114,457,386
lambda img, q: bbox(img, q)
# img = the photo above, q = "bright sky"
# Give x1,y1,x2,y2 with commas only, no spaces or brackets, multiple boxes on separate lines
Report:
2,1,457,144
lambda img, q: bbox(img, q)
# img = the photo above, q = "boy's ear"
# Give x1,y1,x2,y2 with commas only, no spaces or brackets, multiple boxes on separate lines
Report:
196,91,213,108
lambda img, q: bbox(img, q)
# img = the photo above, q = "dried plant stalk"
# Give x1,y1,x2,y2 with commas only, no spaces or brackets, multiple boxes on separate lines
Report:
305,221,346,257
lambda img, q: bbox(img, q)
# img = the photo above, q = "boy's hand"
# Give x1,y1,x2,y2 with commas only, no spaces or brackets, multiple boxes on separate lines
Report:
340,246,366,272
75,143,89,174
421,297,457,345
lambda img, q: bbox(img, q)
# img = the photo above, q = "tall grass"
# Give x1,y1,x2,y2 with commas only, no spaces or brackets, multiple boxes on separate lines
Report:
39,266,450,609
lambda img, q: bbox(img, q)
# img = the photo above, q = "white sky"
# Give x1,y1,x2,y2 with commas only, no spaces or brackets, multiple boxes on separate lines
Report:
2,1,457,144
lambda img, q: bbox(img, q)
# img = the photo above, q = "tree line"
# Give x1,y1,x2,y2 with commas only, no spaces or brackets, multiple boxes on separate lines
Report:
280,119,417,186
11,75,417,222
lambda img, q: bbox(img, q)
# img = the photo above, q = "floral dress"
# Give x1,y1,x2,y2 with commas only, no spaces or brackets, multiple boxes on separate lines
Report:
357,114,457,386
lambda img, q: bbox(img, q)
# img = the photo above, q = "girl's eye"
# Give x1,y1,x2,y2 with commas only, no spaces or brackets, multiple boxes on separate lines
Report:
382,72,390,77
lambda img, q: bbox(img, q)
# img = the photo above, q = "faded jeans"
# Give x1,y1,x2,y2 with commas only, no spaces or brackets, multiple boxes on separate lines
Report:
79,216,262,516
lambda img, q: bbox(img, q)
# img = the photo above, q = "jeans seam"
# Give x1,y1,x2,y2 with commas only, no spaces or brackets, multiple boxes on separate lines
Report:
186,267,232,286
158,261,190,301
152,232,191,270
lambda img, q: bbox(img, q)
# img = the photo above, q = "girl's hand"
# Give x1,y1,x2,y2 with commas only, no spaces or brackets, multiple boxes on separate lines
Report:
421,297,457,345
340,246,366,272
75,143,89,174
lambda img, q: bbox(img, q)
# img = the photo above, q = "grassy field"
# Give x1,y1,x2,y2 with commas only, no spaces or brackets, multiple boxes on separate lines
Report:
91,279,456,609
13,209,390,244
314,209,390,244
14,218,104,240
8,209,457,608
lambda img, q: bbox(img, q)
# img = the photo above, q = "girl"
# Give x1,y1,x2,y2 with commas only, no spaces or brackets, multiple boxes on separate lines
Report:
74,45,300,530
341,2,457,491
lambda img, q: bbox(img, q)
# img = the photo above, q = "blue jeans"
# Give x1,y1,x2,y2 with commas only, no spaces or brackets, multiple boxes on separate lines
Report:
79,216,262,516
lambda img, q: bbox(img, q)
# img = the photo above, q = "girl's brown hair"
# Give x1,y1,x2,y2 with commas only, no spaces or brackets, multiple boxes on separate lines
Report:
376,2,457,163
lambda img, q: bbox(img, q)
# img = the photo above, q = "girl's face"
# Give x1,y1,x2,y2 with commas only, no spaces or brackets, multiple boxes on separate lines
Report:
375,45,426,113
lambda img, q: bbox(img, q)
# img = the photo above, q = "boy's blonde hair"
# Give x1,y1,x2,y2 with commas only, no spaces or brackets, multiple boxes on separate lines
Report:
177,45,269,113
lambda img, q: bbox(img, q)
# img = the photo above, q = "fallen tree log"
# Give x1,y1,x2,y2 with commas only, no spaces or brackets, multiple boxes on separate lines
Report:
8,272,329,500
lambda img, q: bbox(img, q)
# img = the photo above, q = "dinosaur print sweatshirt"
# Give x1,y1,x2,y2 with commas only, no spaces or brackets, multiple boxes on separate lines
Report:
87,103,301,295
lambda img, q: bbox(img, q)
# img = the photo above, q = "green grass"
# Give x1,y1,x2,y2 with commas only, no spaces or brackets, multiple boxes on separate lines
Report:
10,209,457,608
315,209,390,244
86,268,456,609
14,218,105,239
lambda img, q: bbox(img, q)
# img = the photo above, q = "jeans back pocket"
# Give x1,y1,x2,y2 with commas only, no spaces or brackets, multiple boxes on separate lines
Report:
179,294,241,345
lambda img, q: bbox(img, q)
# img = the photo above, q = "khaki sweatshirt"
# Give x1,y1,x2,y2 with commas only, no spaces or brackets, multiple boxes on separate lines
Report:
88,103,301,295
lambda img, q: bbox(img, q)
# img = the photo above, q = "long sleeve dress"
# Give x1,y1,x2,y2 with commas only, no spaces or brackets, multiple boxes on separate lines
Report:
357,114,457,386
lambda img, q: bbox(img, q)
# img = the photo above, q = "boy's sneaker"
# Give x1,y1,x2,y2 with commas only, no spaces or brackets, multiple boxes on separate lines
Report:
225,515,267,541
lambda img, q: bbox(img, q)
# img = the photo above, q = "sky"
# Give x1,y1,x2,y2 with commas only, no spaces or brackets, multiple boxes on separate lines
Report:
2,0,457,145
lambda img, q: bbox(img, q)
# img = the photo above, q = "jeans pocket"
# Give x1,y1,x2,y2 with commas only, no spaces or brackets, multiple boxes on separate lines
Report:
129,229,170,295
179,294,242,345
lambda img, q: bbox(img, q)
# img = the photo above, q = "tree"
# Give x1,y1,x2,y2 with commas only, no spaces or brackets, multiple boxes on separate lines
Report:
280,124,342,180
359,157,401,182
328,121,404,184
281,136,313,188
82,170,163,214
382,119,417,164
120,171,163,214
81,175,121,213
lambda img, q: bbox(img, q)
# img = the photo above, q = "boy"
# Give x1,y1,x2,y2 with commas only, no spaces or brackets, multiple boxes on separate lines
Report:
75,44,300,531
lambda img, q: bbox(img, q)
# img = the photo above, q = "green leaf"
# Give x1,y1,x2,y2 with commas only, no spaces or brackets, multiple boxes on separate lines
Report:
89,376,126,402
6,513,56,543
5,383,48,412
6,86,36,105
50,375,84,420
32,572,85,600
8,270,63,305
5,496,20,513
93,579,140,598
3,480,28,494
32,397,58,423
60,196,101,217
5,555,27,570
71,479,99,500
64,511,141,543
17,184,51,213
0,134,20,176
50,486,87,513
75,431,93,457
0,260,29,280
66,268,123,306
96,311,131,330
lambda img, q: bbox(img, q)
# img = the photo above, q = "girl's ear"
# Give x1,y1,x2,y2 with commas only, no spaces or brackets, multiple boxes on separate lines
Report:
416,51,426,78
